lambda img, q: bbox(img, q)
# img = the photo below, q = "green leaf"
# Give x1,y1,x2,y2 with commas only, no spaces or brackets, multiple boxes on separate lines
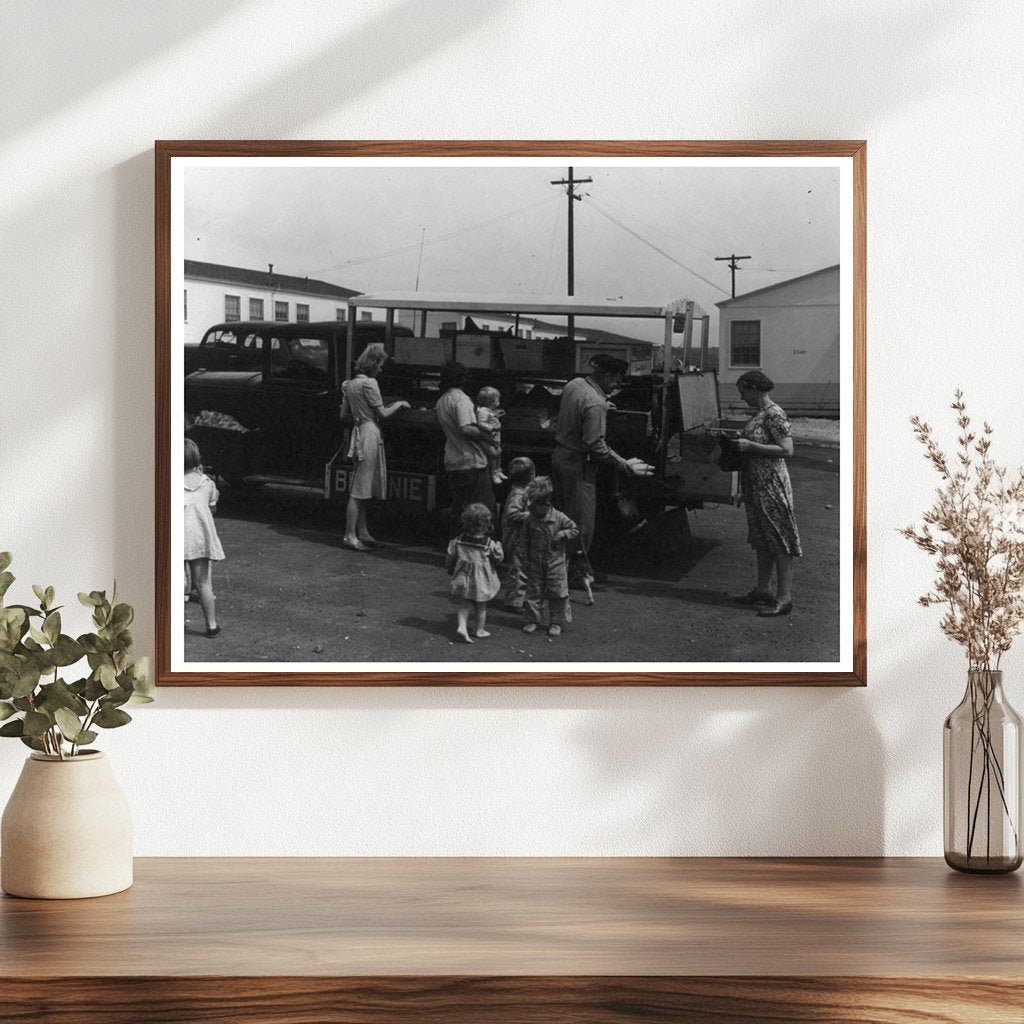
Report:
31,584,45,605
93,705,131,729
110,603,133,629
10,665,41,700
82,636,112,657
74,730,98,746
104,684,133,708
19,735,45,752
28,627,49,646
0,607,27,651
42,611,60,644
78,592,100,608
127,657,154,701
12,697,32,712
0,701,16,721
98,664,118,691
0,572,14,601
7,604,42,619
0,719,24,737
22,711,51,738
44,586,55,608
50,635,85,668
0,553,11,573
0,652,20,674
54,707,85,741
37,679,88,717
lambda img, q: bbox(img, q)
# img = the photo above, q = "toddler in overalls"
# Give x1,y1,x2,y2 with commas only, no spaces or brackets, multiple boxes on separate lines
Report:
518,476,579,638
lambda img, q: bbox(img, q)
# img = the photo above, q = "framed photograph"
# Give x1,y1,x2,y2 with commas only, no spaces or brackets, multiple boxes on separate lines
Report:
156,141,865,686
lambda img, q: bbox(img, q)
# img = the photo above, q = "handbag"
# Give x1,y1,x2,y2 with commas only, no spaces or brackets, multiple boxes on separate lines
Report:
717,437,746,472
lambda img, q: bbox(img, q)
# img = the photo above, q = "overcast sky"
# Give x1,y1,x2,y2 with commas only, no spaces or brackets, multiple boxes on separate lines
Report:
184,161,840,343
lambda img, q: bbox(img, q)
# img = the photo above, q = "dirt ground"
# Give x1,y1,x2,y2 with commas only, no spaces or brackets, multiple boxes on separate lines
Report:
184,442,841,666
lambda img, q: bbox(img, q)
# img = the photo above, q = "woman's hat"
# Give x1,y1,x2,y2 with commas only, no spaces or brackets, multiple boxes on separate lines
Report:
589,353,629,376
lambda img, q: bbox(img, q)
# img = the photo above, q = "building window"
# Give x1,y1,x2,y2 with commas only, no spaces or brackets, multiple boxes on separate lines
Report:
523,329,532,340
296,303,310,323
360,311,373,322
441,321,457,332
248,297,264,320
336,307,347,322
275,301,289,322
184,289,188,323
729,320,761,367
224,294,241,322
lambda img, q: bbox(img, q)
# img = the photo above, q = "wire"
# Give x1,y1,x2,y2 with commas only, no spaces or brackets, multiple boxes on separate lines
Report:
309,195,560,276
542,195,564,295
595,184,719,260
622,170,736,251
583,197,730,296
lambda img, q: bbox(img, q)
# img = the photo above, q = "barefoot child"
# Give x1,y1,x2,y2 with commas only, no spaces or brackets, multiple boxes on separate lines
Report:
500,456,535,611
183,438,225,638
518,476,579,638
446,503,504,643
476,386,507,485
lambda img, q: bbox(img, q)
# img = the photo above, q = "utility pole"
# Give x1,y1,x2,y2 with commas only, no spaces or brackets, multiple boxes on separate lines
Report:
715,253,751,298
551,167,592,342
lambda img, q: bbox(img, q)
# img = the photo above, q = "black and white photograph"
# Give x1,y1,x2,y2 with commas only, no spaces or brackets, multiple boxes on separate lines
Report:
159,144,863,684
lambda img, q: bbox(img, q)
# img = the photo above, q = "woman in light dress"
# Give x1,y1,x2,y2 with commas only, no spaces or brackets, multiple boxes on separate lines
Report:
339,344,409,551
732,369,802,617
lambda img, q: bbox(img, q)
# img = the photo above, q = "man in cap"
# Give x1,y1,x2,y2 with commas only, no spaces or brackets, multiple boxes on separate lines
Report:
552,353,637,577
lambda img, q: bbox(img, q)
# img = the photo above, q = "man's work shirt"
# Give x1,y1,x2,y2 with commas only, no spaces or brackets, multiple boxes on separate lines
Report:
435,388,487,471
555,376,615,462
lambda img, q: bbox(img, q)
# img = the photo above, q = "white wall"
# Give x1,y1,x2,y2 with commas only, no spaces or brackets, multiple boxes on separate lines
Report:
1,0,1021,856
184,278,351,346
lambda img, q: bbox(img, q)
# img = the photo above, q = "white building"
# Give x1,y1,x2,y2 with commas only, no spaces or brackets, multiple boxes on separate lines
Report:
716,264,839,418
183,261,362,346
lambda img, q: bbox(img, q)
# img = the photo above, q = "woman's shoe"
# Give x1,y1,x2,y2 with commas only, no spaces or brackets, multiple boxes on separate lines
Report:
735,589,774,606
342,538,368,551
205,625,222,638
356,535,378,548
757,599,793,618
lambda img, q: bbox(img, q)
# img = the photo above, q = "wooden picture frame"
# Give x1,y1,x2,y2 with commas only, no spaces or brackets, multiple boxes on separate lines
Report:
156,140,866,686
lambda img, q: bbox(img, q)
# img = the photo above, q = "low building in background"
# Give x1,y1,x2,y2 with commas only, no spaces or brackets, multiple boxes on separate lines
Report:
716,265,839,419
183,261,361,346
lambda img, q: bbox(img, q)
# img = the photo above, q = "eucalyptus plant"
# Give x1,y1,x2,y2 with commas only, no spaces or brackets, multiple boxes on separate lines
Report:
0,552,153,759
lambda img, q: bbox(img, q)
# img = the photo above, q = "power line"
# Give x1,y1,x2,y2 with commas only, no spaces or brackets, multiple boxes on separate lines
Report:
585,185,718,259
308,195,559,276
584,196,730,296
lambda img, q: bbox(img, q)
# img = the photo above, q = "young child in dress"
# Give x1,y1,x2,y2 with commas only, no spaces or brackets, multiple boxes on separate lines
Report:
183,438,225,638
518,476,579,638
500,456,535,611
476,386,507,485
446,503,504,644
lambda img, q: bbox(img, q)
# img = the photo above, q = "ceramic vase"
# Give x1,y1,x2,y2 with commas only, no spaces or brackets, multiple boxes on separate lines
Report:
944,669,1023,874
1,751,133,898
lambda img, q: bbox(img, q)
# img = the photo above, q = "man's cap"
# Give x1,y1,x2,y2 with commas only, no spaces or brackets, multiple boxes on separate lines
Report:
589,353,629,376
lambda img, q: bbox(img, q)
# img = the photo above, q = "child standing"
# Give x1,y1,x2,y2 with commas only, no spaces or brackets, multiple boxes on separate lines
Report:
518,476,579,638
183,438,225,638
500,456,535,611
446,503,504,643
476,386,507,485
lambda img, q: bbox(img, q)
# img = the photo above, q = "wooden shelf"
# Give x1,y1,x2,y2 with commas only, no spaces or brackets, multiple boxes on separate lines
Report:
2,857,1022,1022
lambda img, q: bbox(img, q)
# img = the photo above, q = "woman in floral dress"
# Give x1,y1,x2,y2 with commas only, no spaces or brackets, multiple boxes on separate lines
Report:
732,370,802,617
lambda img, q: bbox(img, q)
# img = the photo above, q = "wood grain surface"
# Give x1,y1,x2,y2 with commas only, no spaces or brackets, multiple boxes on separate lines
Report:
155,138,867,688
1,858,1022,1022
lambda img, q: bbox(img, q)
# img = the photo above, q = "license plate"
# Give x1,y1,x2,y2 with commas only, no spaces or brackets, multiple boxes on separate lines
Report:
324,454,436,510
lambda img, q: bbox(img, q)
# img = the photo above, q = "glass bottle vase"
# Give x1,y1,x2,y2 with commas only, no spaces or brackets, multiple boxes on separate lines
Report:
944,669,1023,873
